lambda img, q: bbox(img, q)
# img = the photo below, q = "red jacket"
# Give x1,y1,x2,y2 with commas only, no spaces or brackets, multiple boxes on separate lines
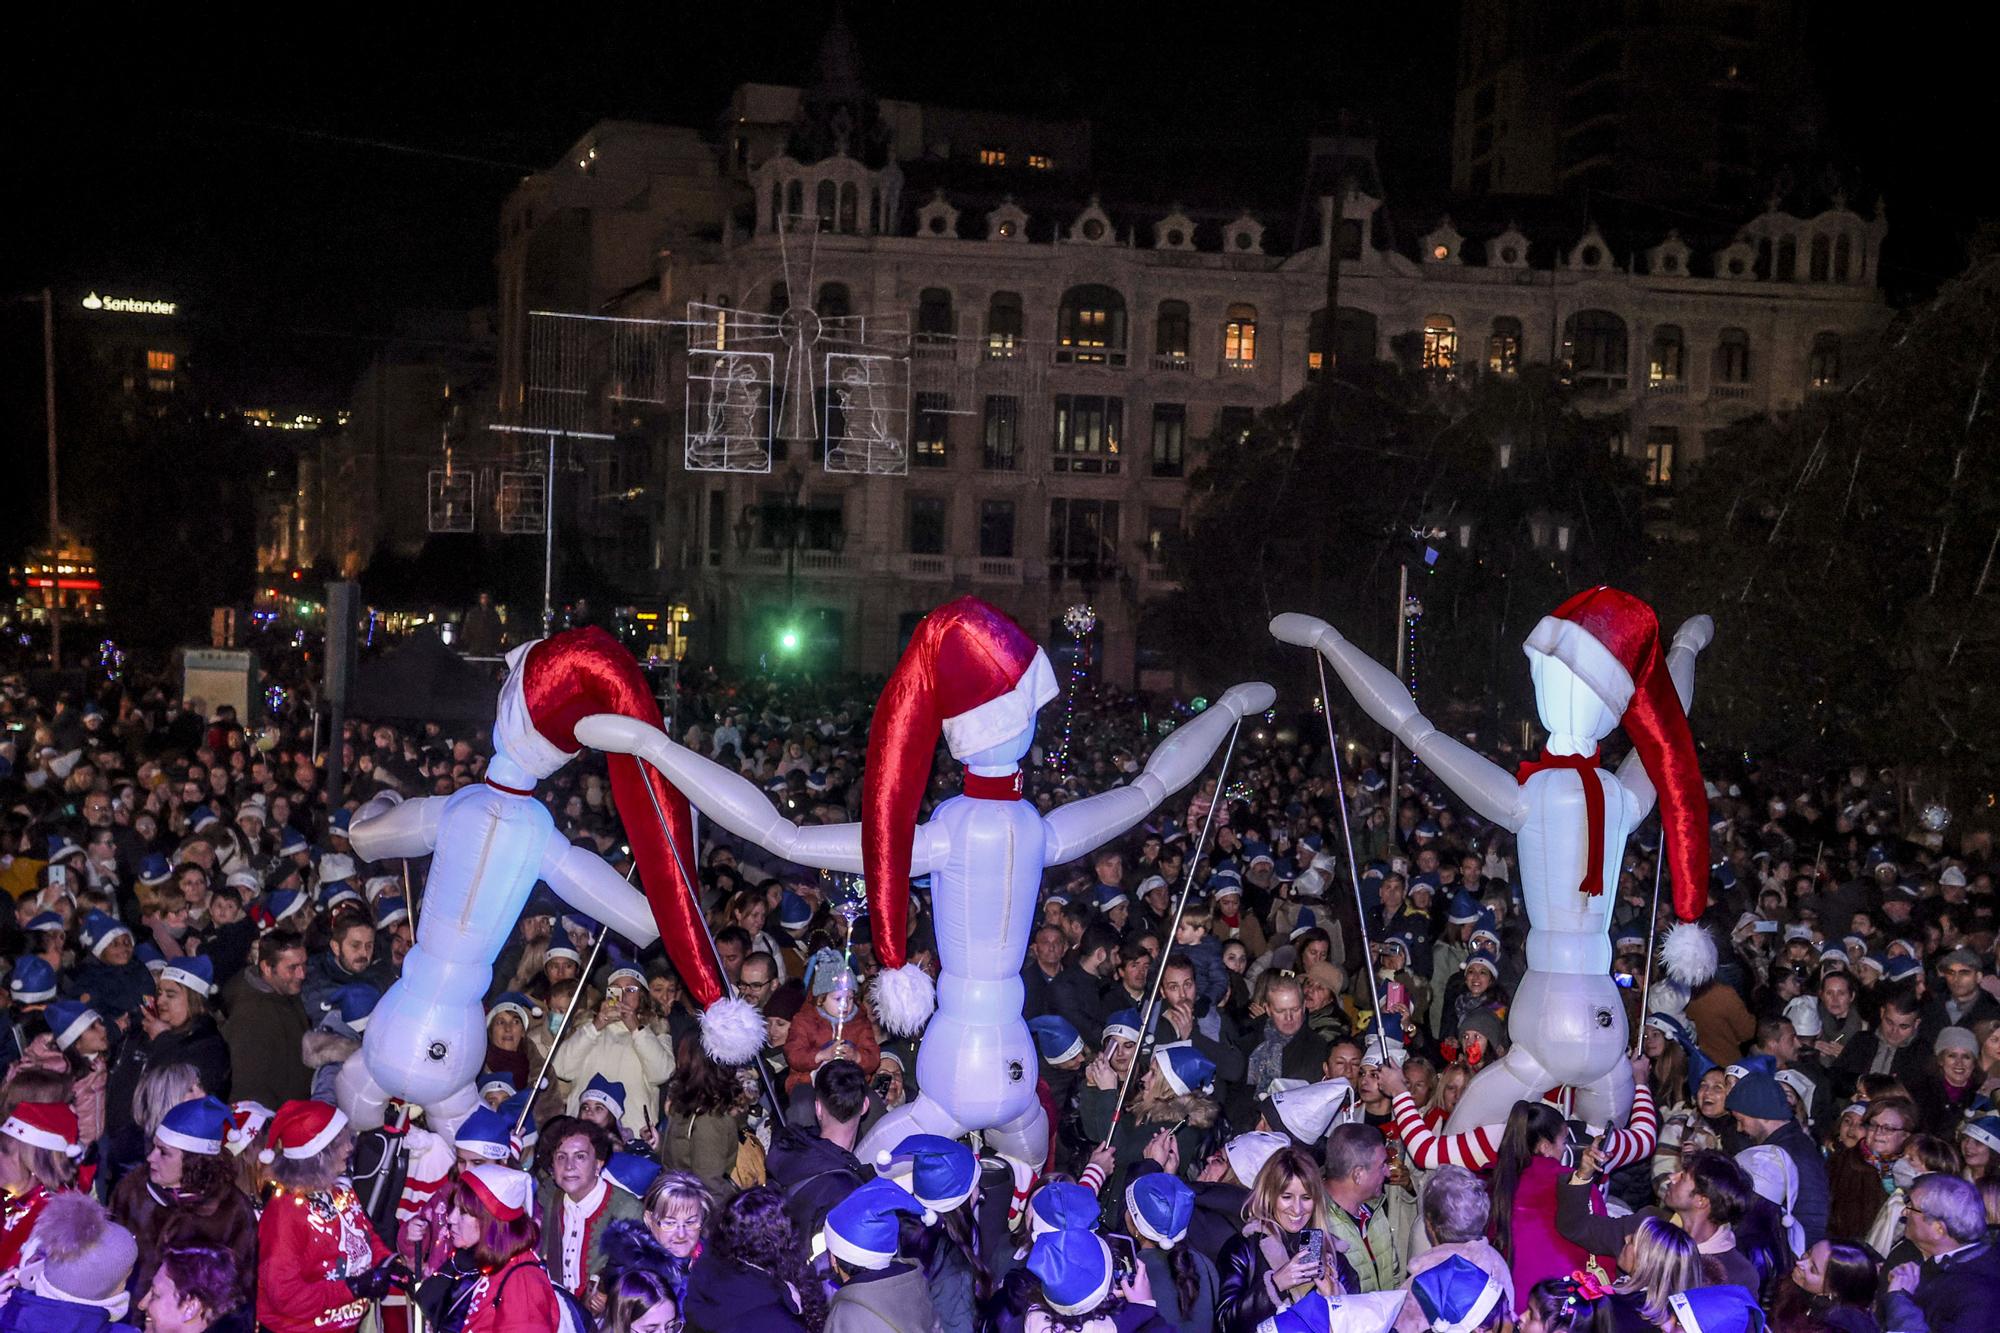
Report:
461,1252,565,1333
783,1000,881,1092
0,1183,55,1272
256,1185,391,1333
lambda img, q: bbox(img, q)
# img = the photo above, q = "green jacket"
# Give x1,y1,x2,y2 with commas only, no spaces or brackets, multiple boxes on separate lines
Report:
536,1176,644,1294
664,1106,745,1206
1327,1191,1408,1293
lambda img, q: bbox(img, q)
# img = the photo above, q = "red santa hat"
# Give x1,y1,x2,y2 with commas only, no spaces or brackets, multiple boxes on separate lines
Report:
1523,587,1709,920
863,597,1058,1034
461,1163,534,1221
1,1102,82,1158
258,1099,348,1163
493,627,761,1064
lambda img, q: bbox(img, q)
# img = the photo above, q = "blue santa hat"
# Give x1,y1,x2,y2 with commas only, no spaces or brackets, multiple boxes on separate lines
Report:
264,888,308,927
1096,885,1129,914
1208,870,1244,900
1964,1115,2000,1157
23,911,66,936
46,833,84,863
877,1133,978,1213
8,956,57,1004
1447,890,1481,925
279,827,310,857
1258,1290,1408,1333
454,1107,516,1161
1028,1014,1086,1065
487,992,542,1029
1027,1180,1101,1238
328,809,352,835
1412,1255,1506,1333
47,999,102,1050
822,1177,932,1271
1463,949,1500,979
607,1151,663,1198
1153,1042,1216,1096
138,854,174,887
319,984,380,1037
1102,1008,1144,1047
80,910,131,958
1290,907,1321,940
135,942,167,974
156,1096,232,1157
478,1070,519,1100
374,896,409,929
189,806,222,834
1125,1173,1195,1249
580,1074,626,1119
1028,1229,1115,1317
1359,768,1387,793
318,880,363,913
1884,956,1920,984
1666,1286,1767,1333
160,955,215,997
777,890,813,932
496,1089,537,1151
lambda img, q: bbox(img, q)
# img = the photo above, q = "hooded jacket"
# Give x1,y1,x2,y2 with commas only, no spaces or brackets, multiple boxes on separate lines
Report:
681,1251,811,1333
825,1262,939,1333
598,1217,695,1307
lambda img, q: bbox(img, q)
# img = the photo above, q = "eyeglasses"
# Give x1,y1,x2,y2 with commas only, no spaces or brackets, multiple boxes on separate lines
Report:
654,1215,702,1235
1865,1122,1911,1139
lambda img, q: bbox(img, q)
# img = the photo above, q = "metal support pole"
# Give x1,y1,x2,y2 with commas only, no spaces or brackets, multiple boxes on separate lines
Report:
542,433,557,633
42,288,60,669
1100,719,1247,1146
1631,849,1668,1054
1317,656,1389,1049
1388,561,1408,810
513,919,614,1142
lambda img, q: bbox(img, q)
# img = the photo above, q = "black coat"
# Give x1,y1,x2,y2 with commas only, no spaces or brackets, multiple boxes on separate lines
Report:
681,1252,810,1333
1766,1120,1832,1250
102,1016,232,1139
1049,962,1111,1047
1215,1227,1358,1333
1831,1032,1931,1098
1879,1239,2000,1333
1187,1181,1250,1260
765,1127,868,1246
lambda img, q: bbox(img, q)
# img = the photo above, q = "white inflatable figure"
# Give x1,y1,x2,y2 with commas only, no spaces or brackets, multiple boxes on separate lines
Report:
337,628,752,1134
578,596,1274,1168
1272,588,1714,1133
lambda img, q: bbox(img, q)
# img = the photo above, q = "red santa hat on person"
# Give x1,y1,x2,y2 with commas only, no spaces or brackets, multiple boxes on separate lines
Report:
2,1102,82,1159
492,627,763,1064
1523,587,1709,922
258,1099,348,1164
461,1163,534,1222
864,597,1059,1035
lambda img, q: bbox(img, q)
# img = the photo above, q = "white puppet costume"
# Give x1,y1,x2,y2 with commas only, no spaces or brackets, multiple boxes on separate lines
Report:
339,627,758,1135
577,595,1274,1168
1273,587,1713,1132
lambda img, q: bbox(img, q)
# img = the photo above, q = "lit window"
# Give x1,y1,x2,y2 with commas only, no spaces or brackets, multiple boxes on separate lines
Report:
914,392,950,467
1052,395,1123,473
1487,317,1521,375
1421,315,1457,371
979,148,1007,167
1223,304,1258,367
1056,285,1128,365
147,350,176,372
1809,332,1842,389
1648,325,1684,384
986,292,1023,357
1645,427,1678,488
1028,155,1053,170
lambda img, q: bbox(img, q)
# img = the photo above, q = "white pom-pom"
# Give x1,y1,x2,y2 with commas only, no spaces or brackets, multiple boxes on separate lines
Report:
699,996,767,1066
1661,922,1718,988
871,964,936,1037
875,1149,895,1168
921,1206,937,1225
258,1148,277,1165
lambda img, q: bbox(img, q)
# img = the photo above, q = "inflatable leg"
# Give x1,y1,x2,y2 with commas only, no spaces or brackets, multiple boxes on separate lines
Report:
337,1055,394,1132
421,1082,481,1142
855,1092,969,1166
982,1098,1049,1172
1570,1056,1636,1135
1444,1043,1556,1135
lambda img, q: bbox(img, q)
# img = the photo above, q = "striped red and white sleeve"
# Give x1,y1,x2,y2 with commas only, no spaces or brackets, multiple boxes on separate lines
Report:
1391,1093,1500,1171
1078,1161,1109,1196
1599,1083,1658,1169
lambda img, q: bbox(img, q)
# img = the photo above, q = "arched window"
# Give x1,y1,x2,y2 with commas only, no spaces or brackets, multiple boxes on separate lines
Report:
1714,328,1751,385
815,283,851,319
1810,234,1831,281
1487,316,1522,375
784,180,803,223
1421,314,1456,372
815,180,837,230
1560,309,1629,390
916,288,954,342
1834,234,1853,282
986,292,1023,357
1056,284,1127,365
1777,235,1797,281
1155,300,1190,361
1809,332,1842,390
1648,324,1684,385
1224,303,1258,367
838,182,858,234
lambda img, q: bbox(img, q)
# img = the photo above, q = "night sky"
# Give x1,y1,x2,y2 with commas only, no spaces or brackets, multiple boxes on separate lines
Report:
4,3,1991,408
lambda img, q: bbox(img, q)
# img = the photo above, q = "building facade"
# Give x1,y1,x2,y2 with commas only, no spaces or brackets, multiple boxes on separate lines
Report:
484,50,1890,685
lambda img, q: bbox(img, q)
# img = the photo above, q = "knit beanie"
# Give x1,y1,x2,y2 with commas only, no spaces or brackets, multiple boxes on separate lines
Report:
30,1193,139,1309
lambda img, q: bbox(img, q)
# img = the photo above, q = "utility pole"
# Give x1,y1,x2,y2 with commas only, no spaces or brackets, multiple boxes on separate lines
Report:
41,288,61,669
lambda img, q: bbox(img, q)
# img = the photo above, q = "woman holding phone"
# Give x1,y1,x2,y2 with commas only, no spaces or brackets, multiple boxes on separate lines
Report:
1214,1146,1354,1333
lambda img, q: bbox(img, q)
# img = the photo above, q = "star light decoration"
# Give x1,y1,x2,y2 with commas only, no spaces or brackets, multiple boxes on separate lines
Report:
97,639,125,682
1055,604,1097,774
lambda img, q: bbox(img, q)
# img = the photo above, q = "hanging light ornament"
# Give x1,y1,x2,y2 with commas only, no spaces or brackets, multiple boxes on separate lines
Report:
1055,604,1096,774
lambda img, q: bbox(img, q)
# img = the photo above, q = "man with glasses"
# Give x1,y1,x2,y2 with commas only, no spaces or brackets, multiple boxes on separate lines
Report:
736,953,779,1011
1725,1069,1829,1246
1829,1093,1919,1239
1883,1172,2000,1333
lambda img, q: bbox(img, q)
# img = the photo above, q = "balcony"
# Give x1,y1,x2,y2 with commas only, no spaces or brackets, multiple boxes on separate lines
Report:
1710,383,1754,400
1151,353,1190,372
1223,358,1258,374
973,557,1022,583
796,550,853,573
913,337,956,361
901,553,951,579
1645,379,1689,396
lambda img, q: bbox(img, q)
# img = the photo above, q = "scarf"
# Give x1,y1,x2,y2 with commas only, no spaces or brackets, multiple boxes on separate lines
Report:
1515,748,1606,897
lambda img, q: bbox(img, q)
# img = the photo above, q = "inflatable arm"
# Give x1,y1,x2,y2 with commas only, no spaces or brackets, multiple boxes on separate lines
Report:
1614,616,1713,820
538,840,661,948
1042,681,1276,866
1271,613,1528,831
575,713,941,876
349,795,444,860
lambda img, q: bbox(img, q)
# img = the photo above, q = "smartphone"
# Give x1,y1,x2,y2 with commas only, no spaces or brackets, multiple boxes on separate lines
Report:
1297,1227,1325,1271
1754,920,1779,934
1383,981,1408,1011
1104,1232,1140,1282
47,865,67,889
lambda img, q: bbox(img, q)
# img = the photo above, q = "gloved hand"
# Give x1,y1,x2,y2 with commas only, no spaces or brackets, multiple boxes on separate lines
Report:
349,1256,411,1300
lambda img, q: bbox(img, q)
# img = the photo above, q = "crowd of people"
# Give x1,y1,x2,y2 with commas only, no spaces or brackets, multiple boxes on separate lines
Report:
1,647,1998,1333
